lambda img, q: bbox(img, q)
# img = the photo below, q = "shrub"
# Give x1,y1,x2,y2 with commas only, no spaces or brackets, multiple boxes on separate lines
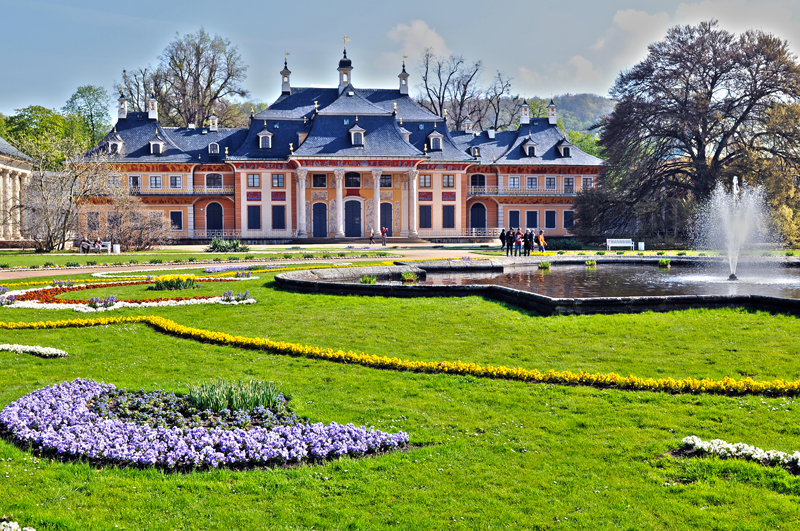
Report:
677,251,687,256
128,260,139,265
206,238,249,253
338,253,347,257
698,253,707,257
615,251,624,255
637,252,644,256
322,254,331,259
0,263,8,269
401,271,418,283
538,262,551,270
557,250,565,255
150,274,196,291
377,252,389,257
657,251,666,256
597,251,606,255
283,254,293,259
86,261,97,266
65,261,79,267
585,260,597,266
359,275,377,284
302,253,314,259
188,257,197,262
659,259,671,267
43,261,56,267
29,264,39,269
785,251,794,257
149,259,163,264
188,378,284,412
577,252,586,255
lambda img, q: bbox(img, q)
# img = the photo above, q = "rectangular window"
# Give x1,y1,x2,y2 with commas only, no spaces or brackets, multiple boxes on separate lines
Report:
545,177,556,190
419,175,432,188
170,176,182,189
259,136,271,149
129,175,140,188
272,174,285,188
169,211,183,231
564,177,574,193
345,173,360,187
87,211,100,232
526,210,538,229
442,175,455,188
247,174,260,187
545,210,557,229
508,176,520,190
272,205,286,229
109,176,121,188
313,174,327,188
564,210,575,229
419,205,432,229
583,177,594,189
248,205,261,230
527,176,538,190
508,210,520,229
149,175,162,189
380,175,392,188
442,205,455,229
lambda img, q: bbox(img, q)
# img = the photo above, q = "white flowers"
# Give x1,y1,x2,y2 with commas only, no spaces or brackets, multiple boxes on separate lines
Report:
682,435,800,468
0,344,68,358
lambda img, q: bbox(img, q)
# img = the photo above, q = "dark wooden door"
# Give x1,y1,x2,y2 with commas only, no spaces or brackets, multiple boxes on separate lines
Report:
470,203,486,229
344,201,361,237
312,203,328,237
380,202,393,236
206,202,223,232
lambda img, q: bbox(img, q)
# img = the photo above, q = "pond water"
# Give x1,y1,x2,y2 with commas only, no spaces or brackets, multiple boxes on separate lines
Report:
413,263,800,299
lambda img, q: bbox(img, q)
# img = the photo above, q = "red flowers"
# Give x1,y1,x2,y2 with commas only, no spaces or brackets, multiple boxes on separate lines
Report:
17,279,238,305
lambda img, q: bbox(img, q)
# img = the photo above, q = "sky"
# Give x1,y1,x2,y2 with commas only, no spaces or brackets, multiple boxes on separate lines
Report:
2,0,800,116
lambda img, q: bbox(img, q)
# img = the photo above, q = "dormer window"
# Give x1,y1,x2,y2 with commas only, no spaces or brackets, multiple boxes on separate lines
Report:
427,129,444,151
349,124,366,146
209,143,219,155
258,129,273,149
472,147,480,158
563,147,571,157
149,133,165,155
110,143,119,154
522,139,537,157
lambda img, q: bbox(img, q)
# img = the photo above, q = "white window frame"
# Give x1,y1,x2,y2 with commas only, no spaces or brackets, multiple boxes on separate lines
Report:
544,209,557,229
129,175,140,188
259,135,272,149
564,177,574,193
583,177,594,189
431,137,441,151
247,174,260,188
508,176,520,190
169,175,182,189
169,210,184,231
527,176,538,190
272,174,285,188
545,177,556,190
209,143,220,155
149,175,162,189
419,175,432,188
442,175,455,188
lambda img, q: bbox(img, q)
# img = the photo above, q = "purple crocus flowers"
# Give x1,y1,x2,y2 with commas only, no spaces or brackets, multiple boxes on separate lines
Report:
0,379,409,469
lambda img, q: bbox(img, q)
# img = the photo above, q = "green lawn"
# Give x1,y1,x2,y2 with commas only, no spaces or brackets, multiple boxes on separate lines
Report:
1,269,799,529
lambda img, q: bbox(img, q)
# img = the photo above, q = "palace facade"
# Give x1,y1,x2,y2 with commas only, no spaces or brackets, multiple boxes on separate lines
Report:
94,50,603,241
0,136,31,244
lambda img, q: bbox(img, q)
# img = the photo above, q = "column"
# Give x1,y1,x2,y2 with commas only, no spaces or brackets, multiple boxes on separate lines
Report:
11,172,21,239
408,170,419,237
295,169,308,238
334,169,345,237
371,169,382,237
1,169,9,240
498,205,505,229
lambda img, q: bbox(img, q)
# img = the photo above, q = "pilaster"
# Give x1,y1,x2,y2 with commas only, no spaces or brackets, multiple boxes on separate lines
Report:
11,172,21,239
334,169,345,237
371,169,382,236
408,170,419,237
295,169,308,238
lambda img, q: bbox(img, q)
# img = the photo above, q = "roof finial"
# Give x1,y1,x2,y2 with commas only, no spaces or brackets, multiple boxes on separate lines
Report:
399,117,403,125
355,115,358,123
225,146,228,156
289,142,294,153
343,35,350,50
314,101,319,111
250,106,254,116
304,115,307,124
393,102,397,111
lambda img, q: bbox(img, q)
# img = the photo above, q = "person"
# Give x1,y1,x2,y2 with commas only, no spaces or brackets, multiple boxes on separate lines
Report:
369,228,375,245
505,228,515,256
537,230,547,253
79,237,90,254
523,229,532,257
499,229,506,252
381,227,388,246
514,229,523,256
92,237,103,252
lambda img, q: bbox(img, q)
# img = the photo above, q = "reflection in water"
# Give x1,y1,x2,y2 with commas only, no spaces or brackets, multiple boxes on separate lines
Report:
415,263,800,299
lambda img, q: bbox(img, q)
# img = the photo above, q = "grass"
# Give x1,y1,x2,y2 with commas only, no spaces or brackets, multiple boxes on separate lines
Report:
1,269,800,529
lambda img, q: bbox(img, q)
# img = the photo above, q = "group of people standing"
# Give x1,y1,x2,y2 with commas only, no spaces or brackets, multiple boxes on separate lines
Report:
369,227,389,246
499,228,546,256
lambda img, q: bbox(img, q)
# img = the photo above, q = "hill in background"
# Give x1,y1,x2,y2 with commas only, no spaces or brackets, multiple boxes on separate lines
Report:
549,93,616,132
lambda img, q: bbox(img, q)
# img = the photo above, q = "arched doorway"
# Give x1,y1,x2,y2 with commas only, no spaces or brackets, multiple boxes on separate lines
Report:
206,202,223,234
380,202,393,236
312,203,328,237
344,200,362,237
470,203,486,230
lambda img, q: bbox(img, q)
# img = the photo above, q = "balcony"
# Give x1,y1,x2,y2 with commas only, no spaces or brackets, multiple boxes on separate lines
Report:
467,186,580,197
130,186,235,196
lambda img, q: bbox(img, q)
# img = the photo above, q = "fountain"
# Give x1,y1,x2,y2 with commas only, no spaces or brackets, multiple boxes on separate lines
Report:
693,177,778,281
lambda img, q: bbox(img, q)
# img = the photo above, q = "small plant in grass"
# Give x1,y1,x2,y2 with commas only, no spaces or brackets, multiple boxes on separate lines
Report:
698,252,707,256
44,260,56,267
637,252,644,256
585,260,597,267
128,259,139,265
597,251,606,255
657,251,666,256
577,252,586,255
359,275,377,284
65,261,79,267
538,262,551,270
149,259,163,264
616,251,624,255
187,378,288,414
234,271,251,278
88,295,117,309
322,254,331,259
786,251,794,257
338,252,347,257
377,252,389,257
188,257,197,262
29,264,39,269
221,290,251,302
401,271,418,283
149,274,195,291
283,254,293,259
677,251,687,256
245,255,255,260
558,250,566,255
659,259,671,268
303,253,314,259
0,263,9,269
206,238,250,253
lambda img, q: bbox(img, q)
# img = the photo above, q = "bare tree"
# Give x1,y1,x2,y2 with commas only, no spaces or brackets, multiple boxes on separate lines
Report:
115,28,249,127
16,133,121,251
483,72,522,131
416,49,482,130
81,194,170,251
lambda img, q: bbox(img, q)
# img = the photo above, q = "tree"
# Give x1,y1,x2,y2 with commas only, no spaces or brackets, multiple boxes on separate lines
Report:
63,85,112,145
116,28,249,127
581,20,800,240
416,49,483,131
4,106,86,146
15,132,120,251
80,194,170,251
483,72,522,131
567,131,602,159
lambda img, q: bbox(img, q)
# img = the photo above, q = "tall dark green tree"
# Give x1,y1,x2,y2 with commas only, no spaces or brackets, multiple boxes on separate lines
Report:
577,20,800,240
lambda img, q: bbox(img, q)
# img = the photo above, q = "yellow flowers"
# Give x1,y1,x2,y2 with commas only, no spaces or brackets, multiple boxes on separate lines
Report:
153,274,195,282
3,316,800,397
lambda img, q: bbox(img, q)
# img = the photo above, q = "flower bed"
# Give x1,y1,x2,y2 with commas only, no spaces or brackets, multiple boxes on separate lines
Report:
0,379,409,469
0,344,68,358
681,435,800,471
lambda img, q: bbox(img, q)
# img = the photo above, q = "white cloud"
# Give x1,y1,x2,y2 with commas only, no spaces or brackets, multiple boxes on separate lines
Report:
517,56,603,96
377,20,451,69
591,9,672,70
675,0,800,44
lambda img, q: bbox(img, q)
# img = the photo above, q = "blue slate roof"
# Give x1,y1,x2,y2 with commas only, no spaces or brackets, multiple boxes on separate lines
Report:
228,118,309,160
451,120,604,167
0,135,31,162
318,85,389,115
292,114,422,158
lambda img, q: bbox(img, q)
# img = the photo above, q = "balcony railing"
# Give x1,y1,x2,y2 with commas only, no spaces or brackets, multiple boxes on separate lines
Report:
130,186,235,196
467,186,584,197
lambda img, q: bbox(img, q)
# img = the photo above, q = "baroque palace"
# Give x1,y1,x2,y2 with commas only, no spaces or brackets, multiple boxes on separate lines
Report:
0,136,30,245
90,49,603,242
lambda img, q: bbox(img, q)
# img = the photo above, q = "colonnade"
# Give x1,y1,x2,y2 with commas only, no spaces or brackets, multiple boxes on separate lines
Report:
293,168,421,238
0,167,27,240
